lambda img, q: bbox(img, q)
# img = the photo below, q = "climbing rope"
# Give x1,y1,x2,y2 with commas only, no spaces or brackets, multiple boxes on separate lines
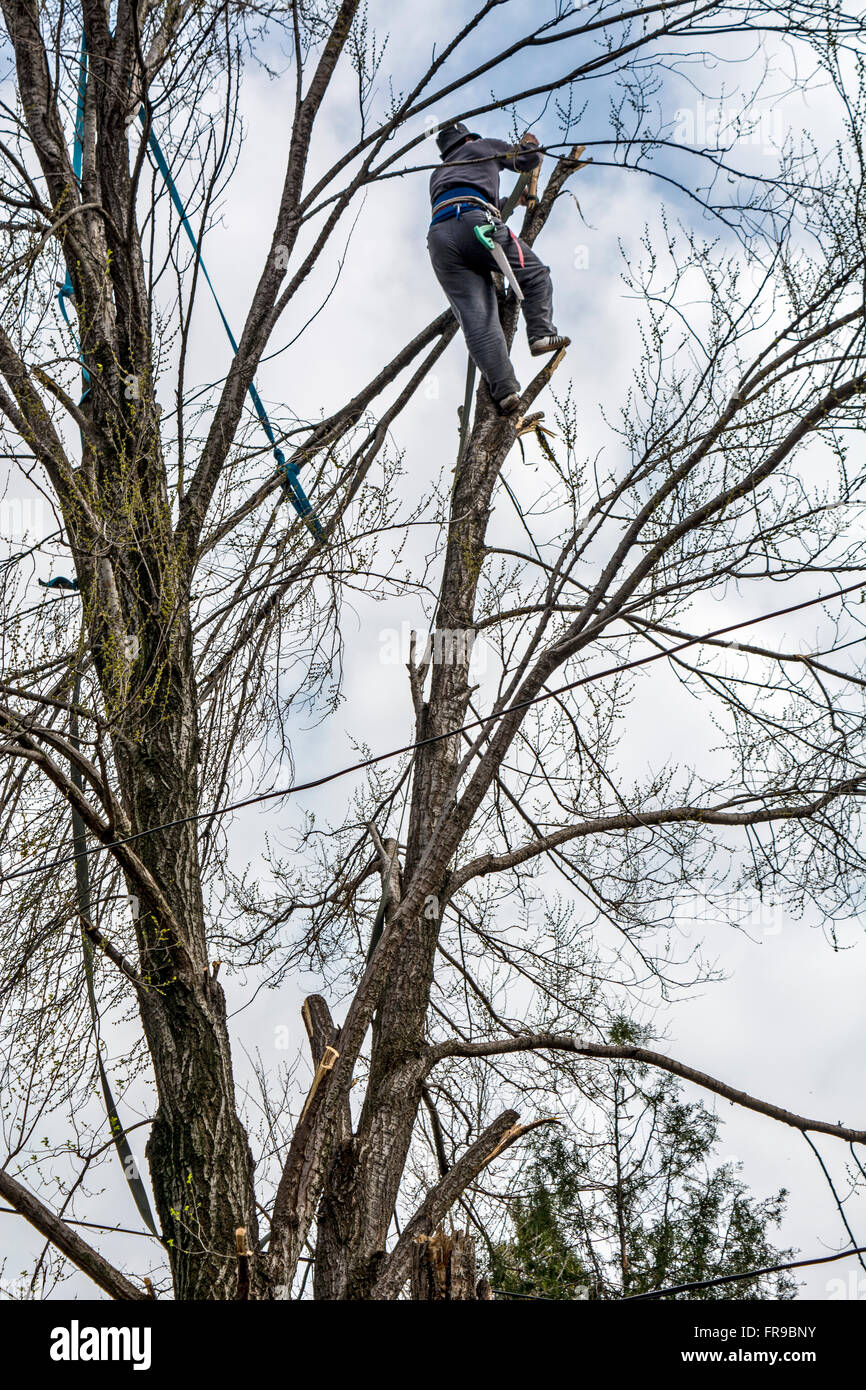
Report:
58,35,324,541
141,116,324,541
56,36,90,408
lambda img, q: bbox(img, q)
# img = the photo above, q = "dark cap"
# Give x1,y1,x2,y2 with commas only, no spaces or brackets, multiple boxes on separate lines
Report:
436,122,481,159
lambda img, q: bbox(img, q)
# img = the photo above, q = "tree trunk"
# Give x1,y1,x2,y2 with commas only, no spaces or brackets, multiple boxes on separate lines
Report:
121,613,263,1299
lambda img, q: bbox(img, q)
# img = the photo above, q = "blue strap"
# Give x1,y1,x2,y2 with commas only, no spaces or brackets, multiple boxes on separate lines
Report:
431,184,491,209
430,185,495,228
140,112,324,540
57,36,90,404
57,32,323,542
71,36,86,185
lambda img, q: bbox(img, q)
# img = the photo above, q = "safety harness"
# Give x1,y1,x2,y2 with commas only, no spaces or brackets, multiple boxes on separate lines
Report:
433,165,537,465
429,183,527,302
429,184,500,224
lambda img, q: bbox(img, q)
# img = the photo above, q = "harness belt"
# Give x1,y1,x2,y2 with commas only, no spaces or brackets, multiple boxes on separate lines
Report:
430,184,501,227
430,187,526,299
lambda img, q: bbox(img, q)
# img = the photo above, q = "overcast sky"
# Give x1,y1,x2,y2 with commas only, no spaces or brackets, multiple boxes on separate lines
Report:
1,1,865,1301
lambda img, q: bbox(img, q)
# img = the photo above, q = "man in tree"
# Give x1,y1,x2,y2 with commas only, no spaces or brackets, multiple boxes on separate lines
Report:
427,122,570,413
1,0,865,1307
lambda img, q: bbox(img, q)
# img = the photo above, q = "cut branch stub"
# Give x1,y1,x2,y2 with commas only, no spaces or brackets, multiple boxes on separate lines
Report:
235,1226,250,1301
411,1227,479,1301
302,993,339,1067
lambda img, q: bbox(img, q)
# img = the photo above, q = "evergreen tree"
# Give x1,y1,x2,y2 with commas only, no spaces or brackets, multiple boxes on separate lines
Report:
490,1024,797,1300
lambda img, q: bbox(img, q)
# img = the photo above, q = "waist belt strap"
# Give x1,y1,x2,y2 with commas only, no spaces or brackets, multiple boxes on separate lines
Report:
430,188,501,227
432,184,496,209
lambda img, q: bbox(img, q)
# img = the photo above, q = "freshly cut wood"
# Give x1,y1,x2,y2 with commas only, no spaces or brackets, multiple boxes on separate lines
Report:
411,1227,478,1301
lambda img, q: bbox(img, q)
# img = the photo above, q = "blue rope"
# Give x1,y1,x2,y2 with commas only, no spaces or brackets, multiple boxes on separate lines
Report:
57,32,323,541
71,36,86,184
57,35,90,404
140,113,323,540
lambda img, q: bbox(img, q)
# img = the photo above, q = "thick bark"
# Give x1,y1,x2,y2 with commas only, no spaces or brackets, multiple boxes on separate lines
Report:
102,534,264,1297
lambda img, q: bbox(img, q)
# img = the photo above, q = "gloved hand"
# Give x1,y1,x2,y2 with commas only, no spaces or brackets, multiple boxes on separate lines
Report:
517,133,541,205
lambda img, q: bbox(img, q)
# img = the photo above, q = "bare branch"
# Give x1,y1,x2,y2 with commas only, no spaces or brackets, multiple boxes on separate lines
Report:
427,1036,866,1146
0,1166,149,1300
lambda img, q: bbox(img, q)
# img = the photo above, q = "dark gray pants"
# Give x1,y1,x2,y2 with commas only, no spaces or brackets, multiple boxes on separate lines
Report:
427,210,557,402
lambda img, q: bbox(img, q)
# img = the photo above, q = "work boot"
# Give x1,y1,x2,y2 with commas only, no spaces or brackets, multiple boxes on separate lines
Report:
497,392,522,414
529,334,570,356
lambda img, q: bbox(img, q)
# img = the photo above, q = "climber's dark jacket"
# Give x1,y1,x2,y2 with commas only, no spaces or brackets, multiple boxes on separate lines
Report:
429,137,542,212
